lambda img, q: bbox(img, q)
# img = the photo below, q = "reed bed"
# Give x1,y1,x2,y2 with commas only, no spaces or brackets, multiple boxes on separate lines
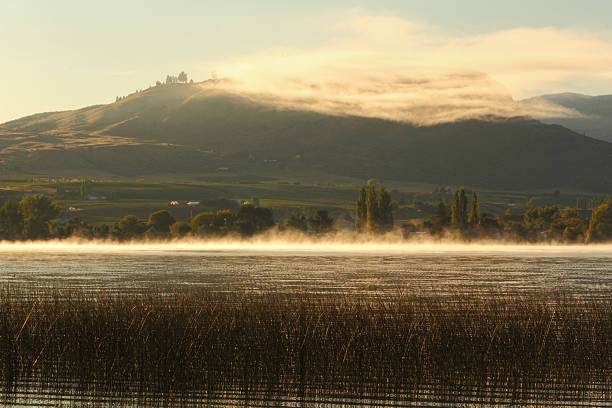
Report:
0,288,610,407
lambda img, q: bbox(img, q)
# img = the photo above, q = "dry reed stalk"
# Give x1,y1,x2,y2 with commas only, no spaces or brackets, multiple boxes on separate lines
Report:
0,288,609,406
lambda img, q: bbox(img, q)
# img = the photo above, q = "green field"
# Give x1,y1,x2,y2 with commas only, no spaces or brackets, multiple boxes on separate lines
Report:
1,172,604,227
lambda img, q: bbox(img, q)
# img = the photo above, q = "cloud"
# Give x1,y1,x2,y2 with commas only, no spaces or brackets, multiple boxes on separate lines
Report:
206,12,612,125
519,97,585,119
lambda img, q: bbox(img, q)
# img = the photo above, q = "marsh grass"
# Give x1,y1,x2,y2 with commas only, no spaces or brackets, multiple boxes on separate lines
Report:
0,288,610,406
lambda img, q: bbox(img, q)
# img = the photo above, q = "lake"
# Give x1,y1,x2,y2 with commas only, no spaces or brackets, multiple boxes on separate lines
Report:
1,241,611,296
0,241,611,407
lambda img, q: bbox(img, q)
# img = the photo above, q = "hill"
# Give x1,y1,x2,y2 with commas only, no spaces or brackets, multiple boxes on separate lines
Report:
1,82,612,192
520,93,612,143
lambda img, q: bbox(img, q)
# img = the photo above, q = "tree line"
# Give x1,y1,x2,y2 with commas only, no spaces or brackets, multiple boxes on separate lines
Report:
0,195,339,241
155,71,191,86
1,188,611,243
0,195,272,241
282,209,334,234
115,72,194,102
420,187,612,243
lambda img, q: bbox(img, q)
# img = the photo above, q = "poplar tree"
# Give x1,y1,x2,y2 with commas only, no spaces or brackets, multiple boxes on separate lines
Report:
468,192,481,226
355,184,367,233
357,181,394,234
459,188,468,225
378,186,394,232
366,182,378,233
451,187,467,226
586,199,612,243
451,191,457,224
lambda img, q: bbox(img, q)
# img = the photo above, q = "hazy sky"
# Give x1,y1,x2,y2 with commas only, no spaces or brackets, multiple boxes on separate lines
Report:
2,0,612,123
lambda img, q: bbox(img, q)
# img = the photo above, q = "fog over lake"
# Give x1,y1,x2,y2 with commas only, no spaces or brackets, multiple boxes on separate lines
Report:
2,241,610,296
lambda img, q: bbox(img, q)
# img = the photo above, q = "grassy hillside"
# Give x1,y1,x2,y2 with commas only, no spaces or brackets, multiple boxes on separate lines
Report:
2,82,612,192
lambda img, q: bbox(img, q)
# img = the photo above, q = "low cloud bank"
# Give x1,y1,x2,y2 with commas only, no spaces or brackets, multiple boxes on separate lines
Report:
205,12,612,125
210,64,521,126
519,97,587,119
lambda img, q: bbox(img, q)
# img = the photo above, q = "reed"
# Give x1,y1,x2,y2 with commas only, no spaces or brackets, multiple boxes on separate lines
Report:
0,288,610,406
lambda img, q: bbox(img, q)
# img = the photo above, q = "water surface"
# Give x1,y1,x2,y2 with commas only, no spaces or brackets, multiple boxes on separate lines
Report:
1,242,611,407
1,242,610,295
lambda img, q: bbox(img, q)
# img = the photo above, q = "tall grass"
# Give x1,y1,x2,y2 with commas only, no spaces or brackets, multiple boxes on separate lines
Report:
0,288,610,406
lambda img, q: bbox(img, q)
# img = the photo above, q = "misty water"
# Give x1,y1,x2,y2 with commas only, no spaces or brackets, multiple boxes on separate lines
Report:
1,243,611,296
1,242,611,407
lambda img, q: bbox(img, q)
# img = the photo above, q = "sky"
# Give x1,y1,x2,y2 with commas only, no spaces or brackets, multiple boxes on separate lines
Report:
2,0,612,124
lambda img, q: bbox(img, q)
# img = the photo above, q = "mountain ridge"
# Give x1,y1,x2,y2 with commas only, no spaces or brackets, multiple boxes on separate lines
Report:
520,93,612,143
1,82,612,193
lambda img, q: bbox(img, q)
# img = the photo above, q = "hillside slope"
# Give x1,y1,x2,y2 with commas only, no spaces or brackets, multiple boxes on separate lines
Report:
520,93,612,143
2,82,612,192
